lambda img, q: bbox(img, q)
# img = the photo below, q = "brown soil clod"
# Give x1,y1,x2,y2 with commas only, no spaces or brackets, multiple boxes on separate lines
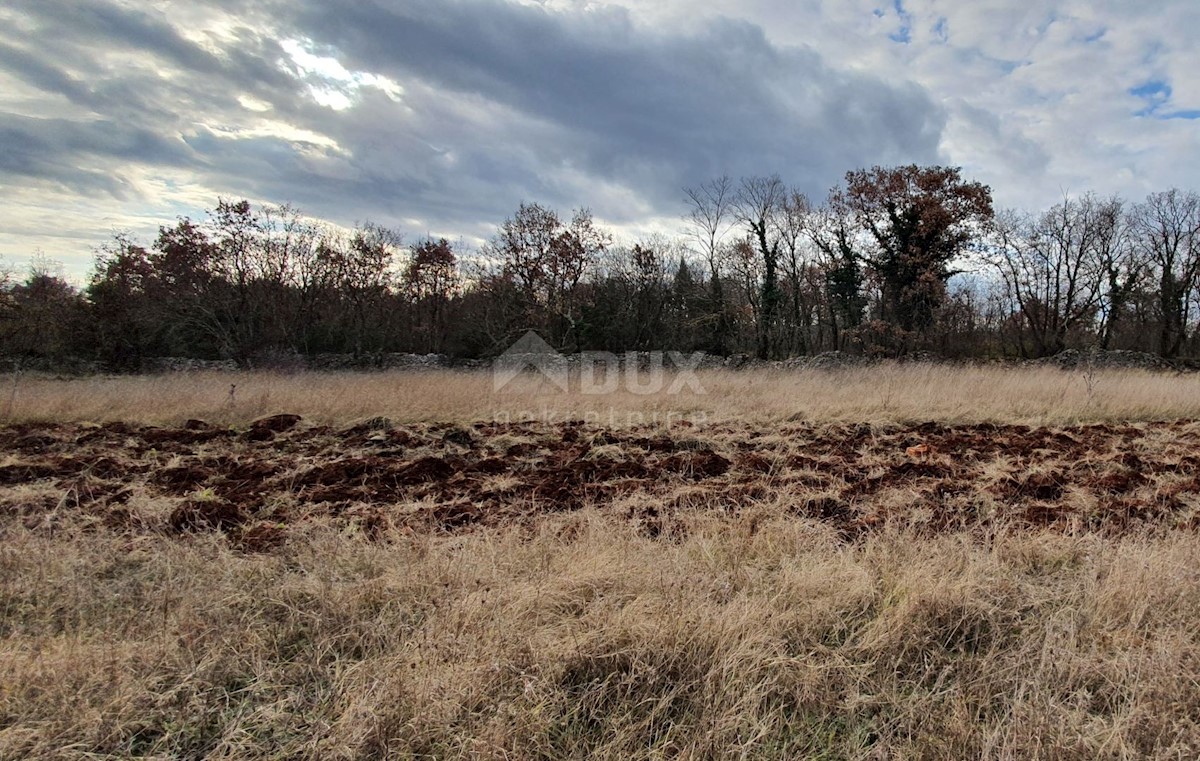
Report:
79,456,130,479
1092,469,1149,494
442,426,476,448
1002,471,1066,501
4,417,1200,540
56,476,130,508
469,458,509,475
153,464,212,492
737,453,774,473
795,495,852,521
14,434,60,454
0,463,64,485
250,414,303,434
235,522,288,552
168,498,248,533
662,451,731,480
396,456,457,485
140,426,232,445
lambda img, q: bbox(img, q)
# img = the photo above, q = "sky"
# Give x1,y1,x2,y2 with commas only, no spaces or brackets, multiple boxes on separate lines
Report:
1,0,1197,280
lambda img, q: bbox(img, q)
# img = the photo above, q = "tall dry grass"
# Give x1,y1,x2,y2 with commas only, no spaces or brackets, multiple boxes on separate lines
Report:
3,363,1200,427
2,510,1199,759
5,367,1200,758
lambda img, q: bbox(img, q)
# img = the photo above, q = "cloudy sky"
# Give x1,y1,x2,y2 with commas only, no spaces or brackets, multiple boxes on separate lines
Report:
1,0,1198,278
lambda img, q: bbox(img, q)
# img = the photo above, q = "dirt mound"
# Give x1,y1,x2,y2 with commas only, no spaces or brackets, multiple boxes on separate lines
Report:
396,456,457,484
661,451,732,479
152,464,211,492
140,425,234,445
168,499,248,533
2,417,1200,539
247,414,303,440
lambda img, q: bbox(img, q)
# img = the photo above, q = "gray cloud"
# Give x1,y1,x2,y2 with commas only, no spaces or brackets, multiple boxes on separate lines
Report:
0,41,94,106
951,99,1050,177
0,112,196,199
7,0,225,76
0,0,948,264
290,0,946,207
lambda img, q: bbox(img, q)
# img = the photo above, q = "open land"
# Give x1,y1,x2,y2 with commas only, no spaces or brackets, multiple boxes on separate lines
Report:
3,366,1200,758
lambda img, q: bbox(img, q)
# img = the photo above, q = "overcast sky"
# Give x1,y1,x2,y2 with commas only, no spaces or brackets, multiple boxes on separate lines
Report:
1,0,1198,278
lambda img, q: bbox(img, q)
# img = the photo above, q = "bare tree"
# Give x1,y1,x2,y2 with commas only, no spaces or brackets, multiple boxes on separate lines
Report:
1090,196,1146,350
150,215,228,358
327,222,402,358
808,199,867,351
404,238,460,353
683,176,736,354
487,202,609,350
986,195,1109,357
148,200,338,363
774,188,818,354
734,175,787,358
1129,189,1200,357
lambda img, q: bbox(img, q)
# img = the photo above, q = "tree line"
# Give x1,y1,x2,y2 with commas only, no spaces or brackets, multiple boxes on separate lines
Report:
4,166,1200,369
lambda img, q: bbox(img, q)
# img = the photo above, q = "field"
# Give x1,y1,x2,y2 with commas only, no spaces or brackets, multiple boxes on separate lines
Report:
3,366,1200,758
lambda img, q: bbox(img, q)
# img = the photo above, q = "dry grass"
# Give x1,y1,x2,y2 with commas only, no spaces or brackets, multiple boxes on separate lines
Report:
3,368,1200,758
3,363,1200,427
2,512,1200,759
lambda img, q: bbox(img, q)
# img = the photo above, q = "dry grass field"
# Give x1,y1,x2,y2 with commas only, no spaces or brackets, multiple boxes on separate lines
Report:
4,363,1200,427
3,365,1200,759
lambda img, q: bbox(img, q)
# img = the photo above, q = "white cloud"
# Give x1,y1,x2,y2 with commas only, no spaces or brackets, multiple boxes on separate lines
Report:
0,0,1198,276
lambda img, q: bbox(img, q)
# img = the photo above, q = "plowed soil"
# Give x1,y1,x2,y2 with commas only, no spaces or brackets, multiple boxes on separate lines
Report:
3,417,1200,545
